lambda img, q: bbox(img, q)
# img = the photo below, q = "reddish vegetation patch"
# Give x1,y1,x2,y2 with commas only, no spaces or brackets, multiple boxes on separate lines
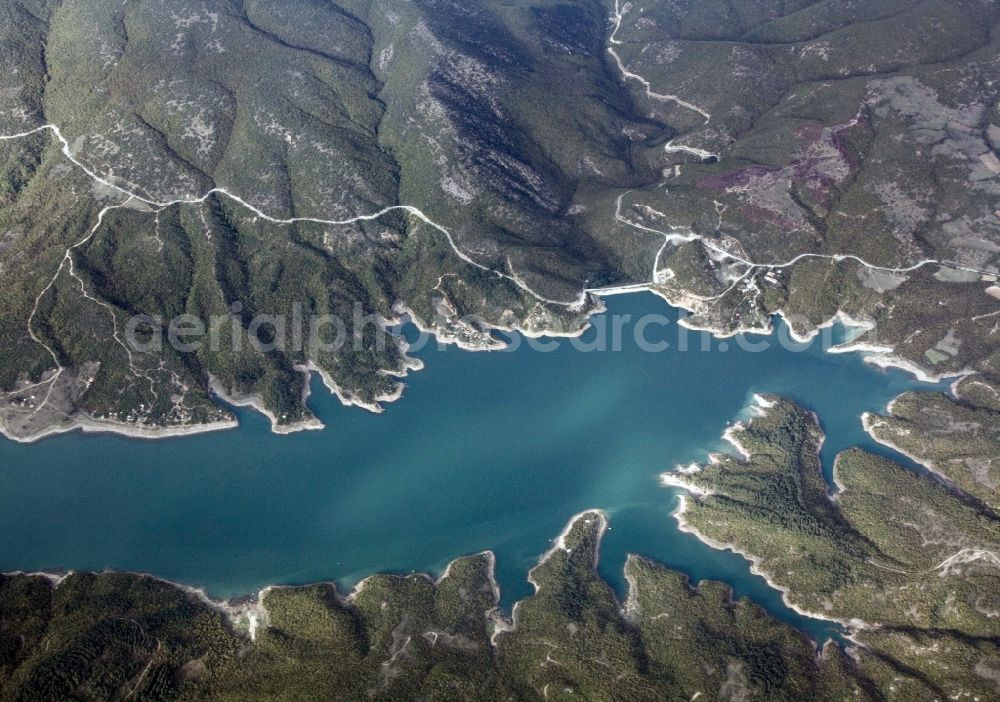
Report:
738,203,800,230
830,113,868,171
696,114,864,214
793,123,825,143
697,165,774,191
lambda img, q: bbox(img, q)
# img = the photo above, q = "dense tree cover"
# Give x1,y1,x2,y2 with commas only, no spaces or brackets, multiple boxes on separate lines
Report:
672,396,1000,699
866,375,1000,511
0,515,871,701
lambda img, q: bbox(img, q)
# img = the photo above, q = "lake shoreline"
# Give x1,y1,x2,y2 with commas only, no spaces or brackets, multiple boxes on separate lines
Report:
1,291,957,444
0,293,934,645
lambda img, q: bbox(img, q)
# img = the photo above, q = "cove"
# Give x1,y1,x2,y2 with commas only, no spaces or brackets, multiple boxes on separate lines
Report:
0,292,939,642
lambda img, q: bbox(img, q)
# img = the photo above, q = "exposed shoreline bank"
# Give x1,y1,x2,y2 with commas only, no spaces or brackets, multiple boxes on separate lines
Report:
0,413,240,445
4,504,855,653
669,494,867,635
659,394,865,634
1,288,960,444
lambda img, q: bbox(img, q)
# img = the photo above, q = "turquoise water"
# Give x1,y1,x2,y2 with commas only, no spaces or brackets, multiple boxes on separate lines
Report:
0,293,937,641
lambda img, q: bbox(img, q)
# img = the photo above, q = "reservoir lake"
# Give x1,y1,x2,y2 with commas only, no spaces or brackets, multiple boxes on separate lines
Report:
0,293,940,641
